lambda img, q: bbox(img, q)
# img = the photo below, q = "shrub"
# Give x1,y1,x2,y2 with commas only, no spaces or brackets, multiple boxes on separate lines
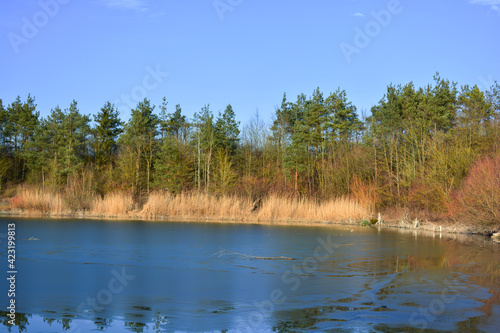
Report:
9,195,24,209
350,177,379,211
408,181,447,213
452,153,500,226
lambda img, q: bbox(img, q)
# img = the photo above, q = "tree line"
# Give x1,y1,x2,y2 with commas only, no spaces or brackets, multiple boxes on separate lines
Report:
1,73,499,217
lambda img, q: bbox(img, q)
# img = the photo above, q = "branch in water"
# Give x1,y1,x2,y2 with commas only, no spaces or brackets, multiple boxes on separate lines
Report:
212,248,294,260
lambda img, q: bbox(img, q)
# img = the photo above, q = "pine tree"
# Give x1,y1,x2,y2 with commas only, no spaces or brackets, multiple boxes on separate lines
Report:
154,103,191,193
0,99,10,189
25,119,51,189
427,73,457,133
40,106,66,186
122,98,158,194
93,101,123,170
158,97,169,142
167,104,187,141
271,93,294,157
192,105,215,192
457,84,492,150
283,94,308,196
304,87,326,151
325,88,363,144
214,104,240,155
0,99,5,147
155,135,192,193
3,95,40,180
59,100,91,184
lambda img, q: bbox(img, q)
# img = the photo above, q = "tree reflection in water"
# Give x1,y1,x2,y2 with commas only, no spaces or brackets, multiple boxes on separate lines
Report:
0,312,31,332
0,311,171,333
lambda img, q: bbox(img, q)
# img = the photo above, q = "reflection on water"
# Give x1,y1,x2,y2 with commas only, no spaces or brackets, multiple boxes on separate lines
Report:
0,218,499,332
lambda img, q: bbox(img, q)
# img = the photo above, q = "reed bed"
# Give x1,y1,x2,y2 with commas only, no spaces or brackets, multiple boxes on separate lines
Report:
141,192,252,220
91,192,134,216
10,187,66,215
9,187,369,223
257,196,369,221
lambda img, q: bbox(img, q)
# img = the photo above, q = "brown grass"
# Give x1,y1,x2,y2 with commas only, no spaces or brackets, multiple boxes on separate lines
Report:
8,187,370,223
257,196,369,221
10,187,65,215
141,192,253,220
91,192,134,216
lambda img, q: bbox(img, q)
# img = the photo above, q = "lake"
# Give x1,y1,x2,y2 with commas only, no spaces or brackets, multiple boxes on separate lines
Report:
0,217,499,332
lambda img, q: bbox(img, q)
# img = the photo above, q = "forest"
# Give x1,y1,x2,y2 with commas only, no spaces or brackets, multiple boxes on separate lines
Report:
1,74,499,228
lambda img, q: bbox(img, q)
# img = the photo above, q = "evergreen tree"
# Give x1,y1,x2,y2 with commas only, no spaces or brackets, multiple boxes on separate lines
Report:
40,106,66,186
0,99,7,152
25,119,51,188
5,95,39,180
122,98,158,194
214,104,240,155
93,101,122,170
155,103,191,193
271,93,294,155
154,135,192,193
270,93,296,187
427,73,457,133
325,88,362,145
59,100,91,184
192,105,215,192
303,87,326,151
457,84,492,150
158,97,169,142
283,94,308,195
0,99,10,189
4,97,22,156
166,104,187,141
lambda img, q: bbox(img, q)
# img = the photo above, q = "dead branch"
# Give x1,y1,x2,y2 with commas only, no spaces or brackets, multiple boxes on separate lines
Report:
212,248,294,260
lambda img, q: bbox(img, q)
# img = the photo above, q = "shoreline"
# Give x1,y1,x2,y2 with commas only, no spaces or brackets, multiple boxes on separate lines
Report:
1,208,498,240
5,189,499,240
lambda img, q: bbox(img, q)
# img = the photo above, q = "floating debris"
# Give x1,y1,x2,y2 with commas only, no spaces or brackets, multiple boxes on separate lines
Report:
212,248,294,260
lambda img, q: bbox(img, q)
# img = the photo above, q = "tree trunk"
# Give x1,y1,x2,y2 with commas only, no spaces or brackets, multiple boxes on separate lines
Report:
294,168,298,197
135,143,141,195
374,142,378,183
147,161,150,194
197,133,201,191
206,149,212,193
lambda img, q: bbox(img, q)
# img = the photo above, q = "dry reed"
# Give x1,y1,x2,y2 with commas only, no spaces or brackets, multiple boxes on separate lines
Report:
141,192,253,220
10,187,370,222
10,187,65,214
91,192,134,216
257,196,369,222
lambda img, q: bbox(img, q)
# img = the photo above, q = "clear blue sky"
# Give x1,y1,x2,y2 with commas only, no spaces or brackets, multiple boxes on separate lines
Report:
1,0,499,126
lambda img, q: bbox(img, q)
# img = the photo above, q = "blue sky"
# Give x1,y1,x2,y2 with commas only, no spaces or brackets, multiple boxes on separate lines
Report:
1,0,499,126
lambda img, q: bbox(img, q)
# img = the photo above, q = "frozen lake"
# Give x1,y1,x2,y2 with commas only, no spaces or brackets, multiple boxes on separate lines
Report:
0,218,499,332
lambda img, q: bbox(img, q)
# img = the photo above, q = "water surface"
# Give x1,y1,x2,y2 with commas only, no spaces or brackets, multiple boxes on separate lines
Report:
0,218,499,332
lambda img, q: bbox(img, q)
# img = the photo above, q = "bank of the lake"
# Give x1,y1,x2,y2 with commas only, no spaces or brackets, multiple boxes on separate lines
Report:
2,188,499,237
1,206,498,239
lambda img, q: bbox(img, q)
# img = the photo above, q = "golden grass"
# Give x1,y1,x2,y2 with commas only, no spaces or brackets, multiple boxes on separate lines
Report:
141,192,368,222
141,192,252,220
91,192,134,216
9,187,370,223
10,187,66,215
257,196,369,222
